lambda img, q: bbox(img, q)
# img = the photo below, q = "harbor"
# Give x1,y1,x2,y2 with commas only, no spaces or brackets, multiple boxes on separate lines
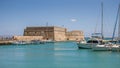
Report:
0,26,84,45
0,42,120,68
0,0,120,68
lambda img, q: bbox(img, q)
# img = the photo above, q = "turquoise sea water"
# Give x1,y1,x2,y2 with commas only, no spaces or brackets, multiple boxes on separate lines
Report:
0,42,120,68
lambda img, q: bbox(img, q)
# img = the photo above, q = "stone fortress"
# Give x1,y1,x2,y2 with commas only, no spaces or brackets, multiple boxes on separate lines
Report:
13,26,84,41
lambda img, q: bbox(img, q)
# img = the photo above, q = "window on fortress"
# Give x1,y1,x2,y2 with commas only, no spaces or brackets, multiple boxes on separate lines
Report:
67,38,69,40
76,38,78,40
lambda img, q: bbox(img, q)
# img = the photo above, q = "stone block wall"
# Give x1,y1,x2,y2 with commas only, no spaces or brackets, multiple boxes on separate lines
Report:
13,36,43,41
23,26,84,41
54,27,66,41
66,30,84,41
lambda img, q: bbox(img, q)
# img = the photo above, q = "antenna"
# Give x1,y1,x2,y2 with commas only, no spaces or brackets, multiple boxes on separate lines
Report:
46,22,48,26
62,25,64,27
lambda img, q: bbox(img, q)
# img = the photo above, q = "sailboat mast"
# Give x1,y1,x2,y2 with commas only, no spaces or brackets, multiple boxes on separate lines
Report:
101,2,104,39
118,4,120,40
112,4,120,40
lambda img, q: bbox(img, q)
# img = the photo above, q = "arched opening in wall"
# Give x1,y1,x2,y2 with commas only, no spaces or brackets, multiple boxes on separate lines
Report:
67,38,69,40
76,38,78,40
46,38,49,40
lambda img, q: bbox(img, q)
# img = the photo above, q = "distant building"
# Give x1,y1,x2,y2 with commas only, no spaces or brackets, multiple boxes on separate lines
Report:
21,26,84,41
66,30,84,41
24,26,66,41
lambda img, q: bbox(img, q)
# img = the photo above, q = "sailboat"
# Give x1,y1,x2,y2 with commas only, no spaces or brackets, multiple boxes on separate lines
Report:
92,4,120,51
111,4,120,51
77,2,104,49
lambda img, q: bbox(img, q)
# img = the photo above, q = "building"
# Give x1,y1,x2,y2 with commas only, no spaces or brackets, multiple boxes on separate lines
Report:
21,26,84,41
24,26,66,41
66,30,84,41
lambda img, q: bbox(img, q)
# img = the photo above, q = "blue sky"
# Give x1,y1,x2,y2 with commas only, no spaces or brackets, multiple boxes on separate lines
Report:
0,0,120,37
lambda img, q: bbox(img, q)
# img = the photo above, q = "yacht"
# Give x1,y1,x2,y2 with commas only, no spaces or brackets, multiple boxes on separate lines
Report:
77,37,103,49
77,3,104,49
77,33,104,49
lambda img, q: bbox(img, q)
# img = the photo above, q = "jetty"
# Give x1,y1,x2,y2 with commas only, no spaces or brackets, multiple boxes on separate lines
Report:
0,41,13,45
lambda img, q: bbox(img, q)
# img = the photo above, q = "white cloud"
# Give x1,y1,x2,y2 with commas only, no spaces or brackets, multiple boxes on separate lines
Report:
71,18,77,22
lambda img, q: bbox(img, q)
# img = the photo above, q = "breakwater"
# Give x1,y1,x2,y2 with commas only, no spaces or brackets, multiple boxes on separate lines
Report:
0,41,12,45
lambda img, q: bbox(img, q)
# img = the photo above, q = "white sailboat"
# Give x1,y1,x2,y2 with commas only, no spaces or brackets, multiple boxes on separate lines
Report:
92,44,112,51
111,4,120,51
93,4,120,51
77,2,104,49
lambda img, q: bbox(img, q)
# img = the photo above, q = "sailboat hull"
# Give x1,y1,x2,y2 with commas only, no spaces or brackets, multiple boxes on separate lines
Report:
92,45,111,51
77,43,97,49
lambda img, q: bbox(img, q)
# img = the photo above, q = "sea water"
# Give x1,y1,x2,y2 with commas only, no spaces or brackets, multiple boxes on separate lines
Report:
0,42,120,68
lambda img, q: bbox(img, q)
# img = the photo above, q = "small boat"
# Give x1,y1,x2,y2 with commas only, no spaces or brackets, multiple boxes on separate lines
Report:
42,39,55,43
31,40,45,44
77,38,103,49
12,41,29,45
